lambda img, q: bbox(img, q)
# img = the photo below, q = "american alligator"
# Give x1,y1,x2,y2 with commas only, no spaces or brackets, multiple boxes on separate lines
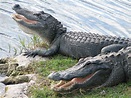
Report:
48,46,131,93
12,4,131,59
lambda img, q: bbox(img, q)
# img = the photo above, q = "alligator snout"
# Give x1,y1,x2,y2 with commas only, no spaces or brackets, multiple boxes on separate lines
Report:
48,72,61,81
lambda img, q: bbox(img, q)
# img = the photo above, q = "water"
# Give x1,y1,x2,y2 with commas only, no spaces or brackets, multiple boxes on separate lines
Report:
0,0,131,58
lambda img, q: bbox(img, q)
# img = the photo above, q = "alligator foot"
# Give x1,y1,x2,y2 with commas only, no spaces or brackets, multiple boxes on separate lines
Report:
23,50,39,58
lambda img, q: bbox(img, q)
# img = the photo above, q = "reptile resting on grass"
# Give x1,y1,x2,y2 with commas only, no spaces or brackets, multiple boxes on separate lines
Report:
48,46,131,93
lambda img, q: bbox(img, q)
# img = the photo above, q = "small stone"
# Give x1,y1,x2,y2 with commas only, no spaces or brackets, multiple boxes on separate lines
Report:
0,75,8,82
100,90,106,96
4,83,28,98
2,75,29,85
0,83,6,96
28,80,36,87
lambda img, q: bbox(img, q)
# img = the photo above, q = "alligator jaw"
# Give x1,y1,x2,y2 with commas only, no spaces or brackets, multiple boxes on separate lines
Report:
49,67,112,93
48,57,111,94
51,71,98,92
12,4,38,25
12,14,38,24
12,13,40,35
48,57,111,93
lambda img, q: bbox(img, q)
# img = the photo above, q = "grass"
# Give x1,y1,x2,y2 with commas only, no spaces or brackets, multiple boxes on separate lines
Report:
9,35,49,56
20,35,48,48
33,55,77,76
27,55,131,98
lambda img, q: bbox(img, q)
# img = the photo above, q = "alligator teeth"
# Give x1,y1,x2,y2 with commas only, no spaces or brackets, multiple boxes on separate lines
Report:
12,14,22,21
52,81,76,92
51,72,95,92
51,80,66,90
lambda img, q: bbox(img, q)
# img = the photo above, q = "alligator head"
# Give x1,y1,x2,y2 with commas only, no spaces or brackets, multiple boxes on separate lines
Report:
12,4,66,44
48,47,131,93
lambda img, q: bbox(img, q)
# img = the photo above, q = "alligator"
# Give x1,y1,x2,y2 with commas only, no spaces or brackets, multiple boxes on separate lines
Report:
12,4,131,59
48,46,131,93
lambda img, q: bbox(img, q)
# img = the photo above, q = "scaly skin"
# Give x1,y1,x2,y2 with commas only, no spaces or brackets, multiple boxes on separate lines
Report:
12,4,131,59
48,46,131,93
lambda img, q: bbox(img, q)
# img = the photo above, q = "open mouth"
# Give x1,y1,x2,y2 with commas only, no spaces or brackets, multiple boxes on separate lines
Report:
12,14,38,24
51,71,98,93
49,61,111,93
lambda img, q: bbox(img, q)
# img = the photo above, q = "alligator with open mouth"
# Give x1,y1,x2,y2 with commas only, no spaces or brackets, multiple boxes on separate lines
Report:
12,4,131,59
48,46,131,93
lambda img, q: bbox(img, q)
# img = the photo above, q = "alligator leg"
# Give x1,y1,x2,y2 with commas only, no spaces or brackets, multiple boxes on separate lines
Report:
101,44,126,54
24,39,60,57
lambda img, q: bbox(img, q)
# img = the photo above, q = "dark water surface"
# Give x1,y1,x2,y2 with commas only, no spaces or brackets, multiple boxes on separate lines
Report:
0,0,131,58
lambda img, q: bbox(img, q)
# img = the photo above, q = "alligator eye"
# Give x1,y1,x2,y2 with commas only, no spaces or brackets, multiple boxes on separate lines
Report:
40,11,44,14
33,13,42,19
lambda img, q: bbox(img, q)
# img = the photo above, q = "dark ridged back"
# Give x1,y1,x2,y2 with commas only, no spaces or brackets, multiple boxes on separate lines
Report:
65,32,131,45
60,32,131,58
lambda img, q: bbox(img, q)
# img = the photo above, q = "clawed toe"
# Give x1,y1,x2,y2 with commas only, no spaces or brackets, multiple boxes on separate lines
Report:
23,51,37,58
